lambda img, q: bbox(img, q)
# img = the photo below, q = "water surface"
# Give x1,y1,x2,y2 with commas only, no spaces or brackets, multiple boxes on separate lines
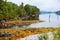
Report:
28,13,60,28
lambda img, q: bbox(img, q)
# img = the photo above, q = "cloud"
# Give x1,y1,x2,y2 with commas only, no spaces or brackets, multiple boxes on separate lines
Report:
7,0,60,11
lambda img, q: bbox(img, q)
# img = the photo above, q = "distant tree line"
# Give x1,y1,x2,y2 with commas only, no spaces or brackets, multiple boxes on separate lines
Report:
0,0,40,21
56,11,60,15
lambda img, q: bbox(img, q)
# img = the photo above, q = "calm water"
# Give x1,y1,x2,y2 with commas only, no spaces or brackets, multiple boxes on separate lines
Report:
13,13,60,28
28,13,60,28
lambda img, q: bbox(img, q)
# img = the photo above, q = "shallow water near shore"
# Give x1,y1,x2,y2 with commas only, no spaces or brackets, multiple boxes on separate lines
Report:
12,13,60,28
28,13,60,28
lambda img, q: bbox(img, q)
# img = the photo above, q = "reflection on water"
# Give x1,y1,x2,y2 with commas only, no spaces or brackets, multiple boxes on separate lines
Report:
28,13,60,28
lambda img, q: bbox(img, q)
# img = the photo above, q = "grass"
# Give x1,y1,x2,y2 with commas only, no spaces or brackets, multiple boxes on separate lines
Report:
0,27,60,40
38,33,48,40
38,29,60,40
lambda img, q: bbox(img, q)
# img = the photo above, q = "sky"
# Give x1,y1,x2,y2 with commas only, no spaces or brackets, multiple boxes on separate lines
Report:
7,0,60,11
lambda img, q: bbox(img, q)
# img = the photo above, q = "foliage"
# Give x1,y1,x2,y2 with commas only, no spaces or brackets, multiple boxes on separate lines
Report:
0,0,40,20
38,35,43,40
24,4,40,20
18,3,26,17
38,30,60,40
38,33,48,40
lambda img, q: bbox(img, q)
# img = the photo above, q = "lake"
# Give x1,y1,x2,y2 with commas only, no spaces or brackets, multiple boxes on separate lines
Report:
28,12,60,28
13,12,60,28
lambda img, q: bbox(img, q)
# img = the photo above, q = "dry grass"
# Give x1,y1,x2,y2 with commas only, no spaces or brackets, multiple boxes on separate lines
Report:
0,27,60,40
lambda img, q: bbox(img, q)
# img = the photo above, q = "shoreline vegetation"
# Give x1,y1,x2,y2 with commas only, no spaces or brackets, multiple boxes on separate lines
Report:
5,20,44,26
0,20,44,28
0,0,40,21
0,0,40,28
0,27,60,40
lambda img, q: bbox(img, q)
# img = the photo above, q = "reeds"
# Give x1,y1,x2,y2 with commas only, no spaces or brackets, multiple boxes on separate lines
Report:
38,33,48,40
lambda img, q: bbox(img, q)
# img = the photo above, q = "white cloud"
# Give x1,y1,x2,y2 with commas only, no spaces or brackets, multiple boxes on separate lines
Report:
7,0,60,11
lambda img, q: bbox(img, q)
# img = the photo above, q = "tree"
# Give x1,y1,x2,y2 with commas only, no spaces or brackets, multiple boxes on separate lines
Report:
0,0,5,20
24,4,32,16
24,4,40,20
32,6,40,15
18,3,26,17
6,2,19,19
0,1,40,20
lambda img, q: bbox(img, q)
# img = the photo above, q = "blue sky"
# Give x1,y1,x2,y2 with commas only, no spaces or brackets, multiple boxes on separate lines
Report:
7,0,60,11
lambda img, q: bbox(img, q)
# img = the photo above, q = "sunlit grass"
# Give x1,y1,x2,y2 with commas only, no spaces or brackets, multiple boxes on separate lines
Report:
38,30,60,40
